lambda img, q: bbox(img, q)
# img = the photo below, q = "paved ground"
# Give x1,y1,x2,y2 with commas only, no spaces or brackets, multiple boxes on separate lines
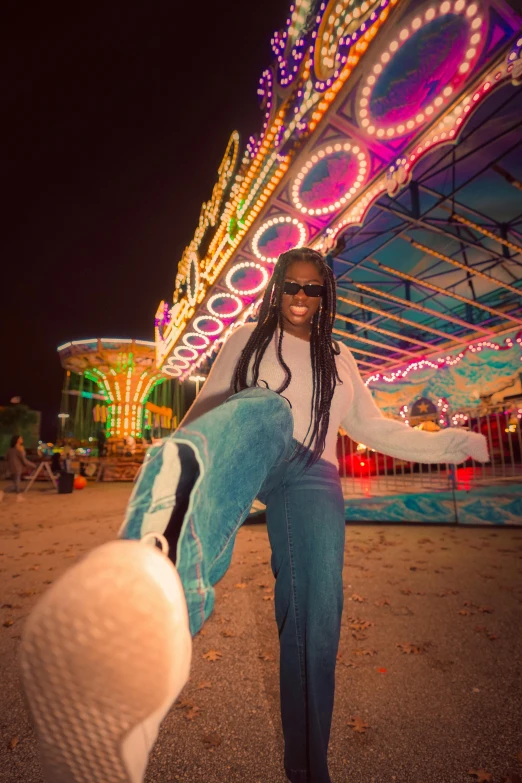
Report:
0,483,521,783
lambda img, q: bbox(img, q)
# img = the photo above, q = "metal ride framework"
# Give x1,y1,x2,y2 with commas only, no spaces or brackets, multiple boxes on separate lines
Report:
156,0,522,399
331,88,522,375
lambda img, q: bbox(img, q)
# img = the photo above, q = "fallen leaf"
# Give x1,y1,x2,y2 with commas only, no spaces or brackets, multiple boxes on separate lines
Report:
9,736,19,750
347,715,370,733
3,619,14,628
478,607,494,614
196,681,212,690
221,630,236,638
259,652,274,662
353,649,377,657
396,643,425,655
185,706,200,721
175,698,194,710
349,621,373,631
203,650,222,662
235,583,247,590
351,593,365,603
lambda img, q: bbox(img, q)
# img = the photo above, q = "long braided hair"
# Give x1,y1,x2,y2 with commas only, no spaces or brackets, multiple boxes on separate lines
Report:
233,247,341,468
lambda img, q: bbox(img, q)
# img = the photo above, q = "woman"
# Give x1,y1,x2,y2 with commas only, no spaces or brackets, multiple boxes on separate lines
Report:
20,249,488,783
4,435,35,498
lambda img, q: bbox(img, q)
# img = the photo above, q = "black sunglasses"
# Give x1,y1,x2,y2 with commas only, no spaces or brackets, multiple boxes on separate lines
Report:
283,281,325,298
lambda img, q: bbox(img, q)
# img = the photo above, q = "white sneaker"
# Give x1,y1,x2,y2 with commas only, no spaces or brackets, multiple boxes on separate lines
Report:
20,537,192,783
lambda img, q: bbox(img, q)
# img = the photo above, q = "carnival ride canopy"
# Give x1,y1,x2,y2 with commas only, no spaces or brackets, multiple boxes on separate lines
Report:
58,338,166,438
154,0,522,394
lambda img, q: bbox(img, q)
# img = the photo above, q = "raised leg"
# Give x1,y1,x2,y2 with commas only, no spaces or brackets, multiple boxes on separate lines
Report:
120,387,295,635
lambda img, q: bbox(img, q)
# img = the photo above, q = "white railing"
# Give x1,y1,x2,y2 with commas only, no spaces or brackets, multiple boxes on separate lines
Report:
337,409,522,499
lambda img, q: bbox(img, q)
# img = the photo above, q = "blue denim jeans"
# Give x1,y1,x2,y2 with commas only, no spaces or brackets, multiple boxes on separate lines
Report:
120,388,345,783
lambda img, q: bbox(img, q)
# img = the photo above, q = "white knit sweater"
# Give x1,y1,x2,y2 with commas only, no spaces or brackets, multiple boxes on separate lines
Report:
183,323,489,467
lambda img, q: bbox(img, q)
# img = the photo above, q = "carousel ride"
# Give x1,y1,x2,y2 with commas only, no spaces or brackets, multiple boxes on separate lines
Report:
155,0,521,408
149,0,521,520
154,0,521,469
57,338,186,478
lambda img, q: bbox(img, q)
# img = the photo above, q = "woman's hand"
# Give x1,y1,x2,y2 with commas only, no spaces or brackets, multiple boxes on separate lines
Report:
447,430,490,465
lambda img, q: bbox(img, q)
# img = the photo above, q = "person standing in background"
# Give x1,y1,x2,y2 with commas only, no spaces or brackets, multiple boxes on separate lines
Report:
2,435,36,501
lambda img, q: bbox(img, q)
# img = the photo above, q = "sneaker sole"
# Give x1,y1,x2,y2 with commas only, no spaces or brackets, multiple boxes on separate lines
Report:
20,540,190,783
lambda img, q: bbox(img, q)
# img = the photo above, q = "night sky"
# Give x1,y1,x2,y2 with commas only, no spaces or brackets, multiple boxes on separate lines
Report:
2,0,287,439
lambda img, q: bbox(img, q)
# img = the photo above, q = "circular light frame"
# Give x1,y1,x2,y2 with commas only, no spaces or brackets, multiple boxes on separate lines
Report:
292,141,370,214
182,332,210,349
252,216,307,263
187,252,200,307
357,3,483,138
313,0,382,89
193,315,224,336
207,292,243,319
173,346,198,361
226,262,270,296
163,365,182,377
167,356,190,370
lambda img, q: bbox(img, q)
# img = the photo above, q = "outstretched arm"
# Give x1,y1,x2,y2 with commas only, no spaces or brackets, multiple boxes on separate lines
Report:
340,348,489,465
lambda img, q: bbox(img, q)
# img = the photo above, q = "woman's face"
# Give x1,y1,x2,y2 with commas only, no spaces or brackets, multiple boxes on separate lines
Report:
17,437,23,447
280,260,324,338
